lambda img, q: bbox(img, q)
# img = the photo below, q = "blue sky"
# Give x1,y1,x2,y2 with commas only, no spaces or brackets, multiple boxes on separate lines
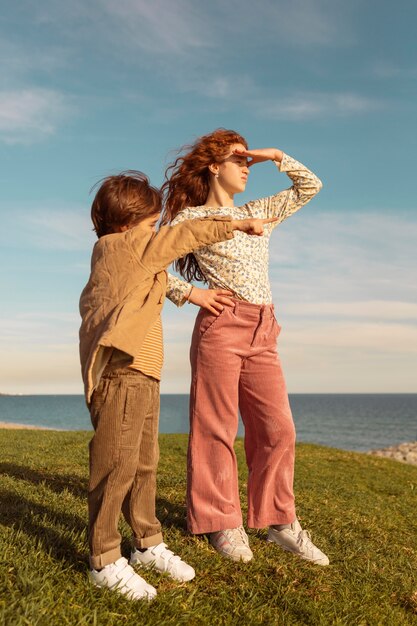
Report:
1,0,416,394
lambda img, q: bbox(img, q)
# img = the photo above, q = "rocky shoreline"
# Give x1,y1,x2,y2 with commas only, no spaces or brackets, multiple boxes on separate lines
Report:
1,423,416,466
0,421,54,430
368,441,417,466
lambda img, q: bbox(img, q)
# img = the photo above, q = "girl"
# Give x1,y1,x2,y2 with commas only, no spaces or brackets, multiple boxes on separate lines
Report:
164,129,329,565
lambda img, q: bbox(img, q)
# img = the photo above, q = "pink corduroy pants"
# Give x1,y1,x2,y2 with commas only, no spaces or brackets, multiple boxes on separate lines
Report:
187,300,296,534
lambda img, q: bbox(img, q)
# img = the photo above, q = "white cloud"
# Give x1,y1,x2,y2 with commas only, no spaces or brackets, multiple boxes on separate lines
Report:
99,0,349,54
16,312,79,323
254,0,348,46
179,74,257,101
92,0,357,107
97,0,213,56
0,347,82,395
284,300,417,320
0,205,95,251
277,317,417,393
0,313,79,347
0,40,68,81
0,89,73,144
256,92,380,121
372,62,417,79
282,320,417,354
269,210,417,303
0,1,370,119
0,313,83,394
26,209,95,251
12,0,356,106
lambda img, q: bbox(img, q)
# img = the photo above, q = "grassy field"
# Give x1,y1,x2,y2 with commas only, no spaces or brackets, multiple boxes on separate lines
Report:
0,430,416,626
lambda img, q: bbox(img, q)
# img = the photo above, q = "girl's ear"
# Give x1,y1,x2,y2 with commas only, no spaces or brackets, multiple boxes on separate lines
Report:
208,164,219,176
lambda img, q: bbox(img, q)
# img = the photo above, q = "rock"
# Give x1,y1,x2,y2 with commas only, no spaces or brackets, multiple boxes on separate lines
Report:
367,441,417,465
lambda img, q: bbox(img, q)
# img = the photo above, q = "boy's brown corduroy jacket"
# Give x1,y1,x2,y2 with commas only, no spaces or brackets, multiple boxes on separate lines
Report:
79,217,233,404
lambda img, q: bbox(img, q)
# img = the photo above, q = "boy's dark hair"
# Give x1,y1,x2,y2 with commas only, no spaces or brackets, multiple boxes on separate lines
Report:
91,171,161,238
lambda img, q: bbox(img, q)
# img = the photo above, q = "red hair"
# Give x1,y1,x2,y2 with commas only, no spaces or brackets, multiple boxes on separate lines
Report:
162,128,247,282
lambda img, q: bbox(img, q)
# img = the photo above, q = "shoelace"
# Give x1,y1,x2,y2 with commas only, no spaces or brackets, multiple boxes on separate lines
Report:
223,526,248,546
296,529,314,554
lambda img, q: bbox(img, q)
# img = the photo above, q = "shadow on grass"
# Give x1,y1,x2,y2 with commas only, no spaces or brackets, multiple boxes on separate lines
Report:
0,489,88,571
0,462,87,498
1,464,189,562
1,463,187,529
397,592,417,617
156,497,187,531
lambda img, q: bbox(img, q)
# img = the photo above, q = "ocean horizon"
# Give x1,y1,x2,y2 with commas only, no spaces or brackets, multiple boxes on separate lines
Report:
1,393,416,453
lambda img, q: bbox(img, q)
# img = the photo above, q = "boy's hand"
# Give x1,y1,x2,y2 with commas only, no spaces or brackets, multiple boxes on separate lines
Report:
231,217,279,236
187,287,235,315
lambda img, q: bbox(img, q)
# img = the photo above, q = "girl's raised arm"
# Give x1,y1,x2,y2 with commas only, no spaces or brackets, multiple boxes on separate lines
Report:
235,148,323,225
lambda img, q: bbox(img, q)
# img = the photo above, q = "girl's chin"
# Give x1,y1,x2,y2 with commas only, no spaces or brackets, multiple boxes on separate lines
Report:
224,182,247,195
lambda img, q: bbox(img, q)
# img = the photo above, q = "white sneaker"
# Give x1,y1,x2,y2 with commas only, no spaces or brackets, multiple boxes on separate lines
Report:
130,543,195,582
89,557,157,600
209,526,253,563
267,520,329,565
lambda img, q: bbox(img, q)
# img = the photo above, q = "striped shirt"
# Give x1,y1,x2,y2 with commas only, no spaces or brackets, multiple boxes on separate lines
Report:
109,315,163,381
130,315,163,380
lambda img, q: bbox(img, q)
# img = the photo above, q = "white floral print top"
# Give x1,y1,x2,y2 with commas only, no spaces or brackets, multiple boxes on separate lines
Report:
166,153,322,306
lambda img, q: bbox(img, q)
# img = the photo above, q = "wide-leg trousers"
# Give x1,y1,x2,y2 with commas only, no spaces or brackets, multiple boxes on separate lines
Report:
187,300,296,534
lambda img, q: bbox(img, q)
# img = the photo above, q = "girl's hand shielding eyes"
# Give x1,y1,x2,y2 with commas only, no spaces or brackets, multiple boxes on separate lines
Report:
233,147,283,166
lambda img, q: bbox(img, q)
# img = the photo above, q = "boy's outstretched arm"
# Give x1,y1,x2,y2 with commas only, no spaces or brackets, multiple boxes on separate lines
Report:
140,217,234,274
140,216,277,275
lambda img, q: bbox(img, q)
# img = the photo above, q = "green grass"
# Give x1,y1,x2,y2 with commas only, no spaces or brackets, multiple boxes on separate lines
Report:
1,430,417,626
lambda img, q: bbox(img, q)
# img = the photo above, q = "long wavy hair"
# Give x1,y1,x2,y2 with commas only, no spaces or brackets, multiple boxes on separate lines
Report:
162,128,248,282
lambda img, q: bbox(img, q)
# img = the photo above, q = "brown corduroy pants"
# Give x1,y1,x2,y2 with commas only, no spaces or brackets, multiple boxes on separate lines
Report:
88,364,163,569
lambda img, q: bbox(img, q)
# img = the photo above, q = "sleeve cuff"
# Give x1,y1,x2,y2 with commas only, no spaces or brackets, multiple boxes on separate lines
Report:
273,152,289,172
166,274,192,307
224,219,234,239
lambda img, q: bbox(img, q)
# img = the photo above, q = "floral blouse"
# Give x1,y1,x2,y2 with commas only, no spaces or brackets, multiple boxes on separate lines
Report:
166,153,322,306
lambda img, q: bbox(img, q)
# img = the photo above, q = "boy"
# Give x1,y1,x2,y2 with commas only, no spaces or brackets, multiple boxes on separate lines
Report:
79,170,274,601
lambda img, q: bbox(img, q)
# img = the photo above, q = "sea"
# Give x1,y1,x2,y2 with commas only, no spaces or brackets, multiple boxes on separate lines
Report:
1,394,416,452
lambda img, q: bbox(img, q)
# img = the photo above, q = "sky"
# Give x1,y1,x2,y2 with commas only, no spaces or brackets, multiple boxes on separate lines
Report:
0,0,416,394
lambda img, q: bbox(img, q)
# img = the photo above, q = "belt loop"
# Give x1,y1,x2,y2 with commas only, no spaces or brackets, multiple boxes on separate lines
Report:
234,300,239,315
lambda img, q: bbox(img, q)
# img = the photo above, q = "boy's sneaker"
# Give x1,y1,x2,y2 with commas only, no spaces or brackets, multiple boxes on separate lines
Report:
89,557,157,600
267,520,329,565
209,526,253,562
130,542,195,582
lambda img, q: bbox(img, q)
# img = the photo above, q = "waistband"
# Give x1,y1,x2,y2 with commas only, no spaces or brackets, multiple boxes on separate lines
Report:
101,361,158,382
230,299,275,319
